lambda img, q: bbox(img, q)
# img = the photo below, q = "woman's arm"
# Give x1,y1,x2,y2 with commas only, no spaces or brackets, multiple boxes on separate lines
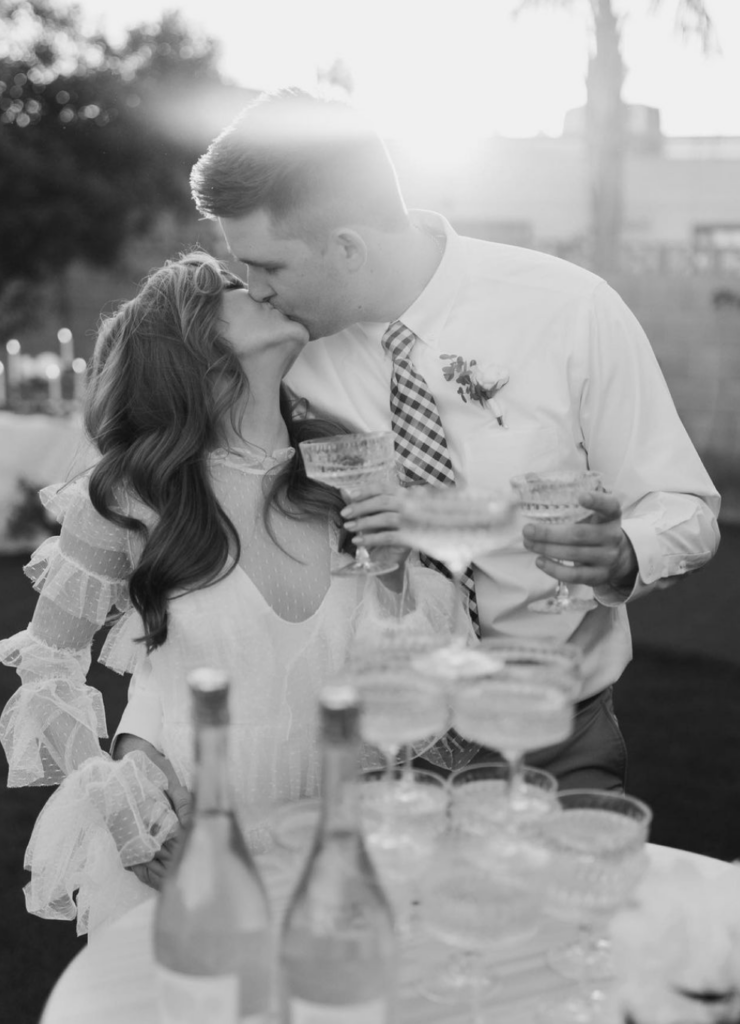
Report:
0,480,134,784
113,732,192,891
0,480,178,929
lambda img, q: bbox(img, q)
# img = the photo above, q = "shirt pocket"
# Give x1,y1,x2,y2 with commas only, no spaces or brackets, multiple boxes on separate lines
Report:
463,423,564,493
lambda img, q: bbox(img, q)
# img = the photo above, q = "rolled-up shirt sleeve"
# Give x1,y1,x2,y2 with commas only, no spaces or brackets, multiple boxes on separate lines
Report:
577,282,721,606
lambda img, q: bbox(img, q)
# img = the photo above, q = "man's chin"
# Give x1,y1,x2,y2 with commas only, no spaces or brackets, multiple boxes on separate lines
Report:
283,313,316,339
306,322,345,342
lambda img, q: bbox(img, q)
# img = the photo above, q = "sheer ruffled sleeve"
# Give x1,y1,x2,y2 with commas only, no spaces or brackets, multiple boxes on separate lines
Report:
0,476,133,787
0,478,179,934
23,750,177,935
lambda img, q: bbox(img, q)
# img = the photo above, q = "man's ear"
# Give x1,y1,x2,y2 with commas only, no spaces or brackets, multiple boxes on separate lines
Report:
331,228,367,272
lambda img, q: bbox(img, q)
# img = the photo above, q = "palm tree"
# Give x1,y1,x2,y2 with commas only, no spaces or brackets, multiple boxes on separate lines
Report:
514,0,717,276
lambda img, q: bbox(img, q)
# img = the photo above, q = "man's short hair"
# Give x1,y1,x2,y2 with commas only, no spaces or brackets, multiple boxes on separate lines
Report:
190,88,408,240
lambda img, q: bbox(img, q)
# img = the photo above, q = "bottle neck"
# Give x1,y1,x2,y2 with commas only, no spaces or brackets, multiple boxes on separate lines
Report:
319,739,361,835
193,723,232,814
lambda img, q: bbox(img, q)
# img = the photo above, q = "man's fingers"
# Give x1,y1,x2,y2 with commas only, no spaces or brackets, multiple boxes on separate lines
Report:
342,493,401,518
527,541,620,565
345,512,400,534
577,491,621,521
523,516,624,548
534,557,613,586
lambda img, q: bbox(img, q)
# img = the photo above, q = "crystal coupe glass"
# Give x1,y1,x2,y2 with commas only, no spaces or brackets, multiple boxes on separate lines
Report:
399,484,515,677
354,668,449,784
420,828,549,1017
300,431,399,576
539,789,652,1024
453,670,573,807
510,470,605,614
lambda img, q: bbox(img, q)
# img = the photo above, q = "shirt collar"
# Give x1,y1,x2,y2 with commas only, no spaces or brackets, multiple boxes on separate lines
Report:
396,209,465,350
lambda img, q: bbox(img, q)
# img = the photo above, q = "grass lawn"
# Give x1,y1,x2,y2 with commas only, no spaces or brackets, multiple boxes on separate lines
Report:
1,529,739,1023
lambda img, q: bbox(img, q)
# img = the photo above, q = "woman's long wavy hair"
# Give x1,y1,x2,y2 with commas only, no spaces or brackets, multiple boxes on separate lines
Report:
84,250,345,652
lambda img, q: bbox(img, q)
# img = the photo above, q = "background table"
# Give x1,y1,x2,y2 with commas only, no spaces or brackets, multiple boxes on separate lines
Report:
40,844,729,1024
0,412,92,553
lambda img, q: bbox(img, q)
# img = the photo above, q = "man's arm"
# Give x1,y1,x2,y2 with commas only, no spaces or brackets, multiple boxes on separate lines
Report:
521,281,719,602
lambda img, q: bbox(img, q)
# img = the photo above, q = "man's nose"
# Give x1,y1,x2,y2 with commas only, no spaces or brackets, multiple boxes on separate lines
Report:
246,267,275,302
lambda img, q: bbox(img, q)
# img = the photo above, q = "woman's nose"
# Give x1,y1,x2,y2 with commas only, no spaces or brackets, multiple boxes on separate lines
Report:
246,267,275,302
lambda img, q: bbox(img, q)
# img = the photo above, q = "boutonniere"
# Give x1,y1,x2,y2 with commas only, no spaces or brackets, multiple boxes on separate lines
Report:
440,354,509,427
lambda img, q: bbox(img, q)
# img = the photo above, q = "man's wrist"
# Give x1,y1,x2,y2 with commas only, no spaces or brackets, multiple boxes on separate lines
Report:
608,532,639,591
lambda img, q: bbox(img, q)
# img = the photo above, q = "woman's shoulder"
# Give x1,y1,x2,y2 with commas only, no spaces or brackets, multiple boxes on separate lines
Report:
109,481,157,526
42,472,155,541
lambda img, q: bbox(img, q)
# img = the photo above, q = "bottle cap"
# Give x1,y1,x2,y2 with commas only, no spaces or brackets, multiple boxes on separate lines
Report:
319,683,360,743
188,668,230,726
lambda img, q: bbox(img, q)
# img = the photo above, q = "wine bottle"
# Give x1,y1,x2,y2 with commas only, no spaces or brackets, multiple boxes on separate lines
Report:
279,683,397,1023
153,668,272,1024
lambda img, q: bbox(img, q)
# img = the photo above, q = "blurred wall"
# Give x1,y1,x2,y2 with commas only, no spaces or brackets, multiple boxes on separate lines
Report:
11,116,740,520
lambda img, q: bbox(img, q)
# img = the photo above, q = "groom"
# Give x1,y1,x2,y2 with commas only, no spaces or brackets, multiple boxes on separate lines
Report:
191,89,720,789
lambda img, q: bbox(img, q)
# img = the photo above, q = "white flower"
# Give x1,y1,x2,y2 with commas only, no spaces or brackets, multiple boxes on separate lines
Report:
471,363,509,393
611,862,740,1024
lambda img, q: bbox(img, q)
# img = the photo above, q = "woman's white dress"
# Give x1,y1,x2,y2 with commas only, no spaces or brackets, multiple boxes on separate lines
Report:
0,445,453,933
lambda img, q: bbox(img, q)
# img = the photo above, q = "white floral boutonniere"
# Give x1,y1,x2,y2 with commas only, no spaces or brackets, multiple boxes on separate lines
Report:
440,354,509,427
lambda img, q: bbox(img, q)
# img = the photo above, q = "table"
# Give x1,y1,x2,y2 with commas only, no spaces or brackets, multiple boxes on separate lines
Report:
40,844,729,1024
0,411,93,553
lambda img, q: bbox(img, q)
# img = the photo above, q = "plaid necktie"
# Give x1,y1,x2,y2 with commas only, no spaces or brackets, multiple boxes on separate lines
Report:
382,321,480,637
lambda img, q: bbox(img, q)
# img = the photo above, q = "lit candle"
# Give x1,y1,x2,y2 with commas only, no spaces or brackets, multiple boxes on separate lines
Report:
5,338,20,390
0,362,6,407
72,357,87,404
58,328,74,368
46,362,62,404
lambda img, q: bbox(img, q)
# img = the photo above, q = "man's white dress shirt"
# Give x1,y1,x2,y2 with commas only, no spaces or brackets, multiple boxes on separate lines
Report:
285,210,721,699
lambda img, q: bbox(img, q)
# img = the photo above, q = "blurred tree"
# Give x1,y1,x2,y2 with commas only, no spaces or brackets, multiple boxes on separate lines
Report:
0,0,223,336
513,0,717,276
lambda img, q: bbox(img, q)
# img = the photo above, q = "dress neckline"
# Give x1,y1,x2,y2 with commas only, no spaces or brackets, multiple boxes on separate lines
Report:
211,441,295,473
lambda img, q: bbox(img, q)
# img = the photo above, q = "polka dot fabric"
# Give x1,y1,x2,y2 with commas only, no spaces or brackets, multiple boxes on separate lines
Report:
0,447,455,933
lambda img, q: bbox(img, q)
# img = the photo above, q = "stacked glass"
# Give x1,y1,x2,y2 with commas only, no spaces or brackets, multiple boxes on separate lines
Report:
398,484,517,678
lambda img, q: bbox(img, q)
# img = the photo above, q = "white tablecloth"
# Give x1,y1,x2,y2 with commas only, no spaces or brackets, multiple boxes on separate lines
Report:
39,843,730,1024
0,412,92,552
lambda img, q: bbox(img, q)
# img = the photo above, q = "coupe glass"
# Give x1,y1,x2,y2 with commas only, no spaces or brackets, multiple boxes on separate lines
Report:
477,637,584,701
453,671,573,807
268,773,448,936
399,484,516,677
299,431,399,576
450,761,558,837
353,668,449,783
419,829,549,1016
360,767,449,937
510,470,605,614
539,789,652,1024
348,627,450,773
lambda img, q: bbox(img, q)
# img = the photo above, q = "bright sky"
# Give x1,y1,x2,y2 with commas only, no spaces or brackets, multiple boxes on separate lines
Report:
62,0,740,141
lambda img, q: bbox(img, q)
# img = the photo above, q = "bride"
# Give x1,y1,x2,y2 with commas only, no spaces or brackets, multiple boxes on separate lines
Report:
0,251,454,933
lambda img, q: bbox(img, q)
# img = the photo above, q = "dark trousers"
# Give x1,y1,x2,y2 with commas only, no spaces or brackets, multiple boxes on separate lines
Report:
415,686,628,792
